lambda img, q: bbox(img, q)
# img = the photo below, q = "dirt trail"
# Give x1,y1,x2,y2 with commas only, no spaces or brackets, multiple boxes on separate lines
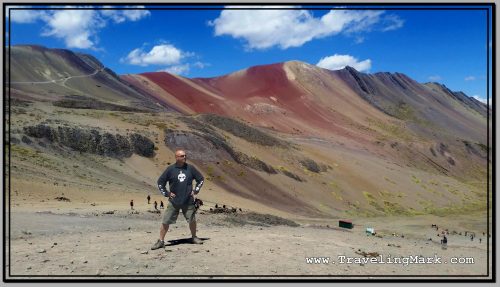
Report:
11,68,104,85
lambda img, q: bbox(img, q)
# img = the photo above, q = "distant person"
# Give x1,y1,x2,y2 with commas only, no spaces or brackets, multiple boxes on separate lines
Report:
441,235,447,246
151,148,205,250
147,195,151,204
479,238,482,243
154,201,158,210
470,235,474,241
130,200,134,210
160,201,164,209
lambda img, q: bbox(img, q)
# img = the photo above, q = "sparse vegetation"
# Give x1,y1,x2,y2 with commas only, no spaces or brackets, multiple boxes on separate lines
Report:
366,117,414,141
382,201,413,216
53,95,145,112
428,180,440,186
11,98,32,107
330,191,343,201
153,122,168,130
11,144,58,170
392,102,416,121
363,191,384,212
384,177,397,185
391,102,434,127
475,142,490,153
276,166,303,182
411,175,421,184
378,190,391,198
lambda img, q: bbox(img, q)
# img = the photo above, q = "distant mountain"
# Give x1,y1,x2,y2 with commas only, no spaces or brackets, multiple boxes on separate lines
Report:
8,44,491,218
123,60,489,145
8,45,167,112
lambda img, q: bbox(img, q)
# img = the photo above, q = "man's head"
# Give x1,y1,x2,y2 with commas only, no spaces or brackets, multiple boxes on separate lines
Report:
175,149,187,166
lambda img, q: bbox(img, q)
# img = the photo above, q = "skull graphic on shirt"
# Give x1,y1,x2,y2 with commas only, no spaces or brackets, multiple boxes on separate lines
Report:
178,171,186,182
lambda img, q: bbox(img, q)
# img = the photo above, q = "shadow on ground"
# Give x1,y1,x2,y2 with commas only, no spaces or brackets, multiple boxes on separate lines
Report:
166,237,210,246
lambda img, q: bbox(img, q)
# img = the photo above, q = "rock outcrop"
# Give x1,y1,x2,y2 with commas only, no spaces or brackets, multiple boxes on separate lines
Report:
23,124,155,158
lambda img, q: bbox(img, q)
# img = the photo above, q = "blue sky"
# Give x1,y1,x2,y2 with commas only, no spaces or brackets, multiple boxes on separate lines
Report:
6,5,493,104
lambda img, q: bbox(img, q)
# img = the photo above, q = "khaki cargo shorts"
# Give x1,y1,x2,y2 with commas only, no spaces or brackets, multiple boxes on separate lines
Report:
162,200,196,225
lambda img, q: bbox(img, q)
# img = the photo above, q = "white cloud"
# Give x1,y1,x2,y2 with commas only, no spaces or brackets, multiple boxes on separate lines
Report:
124,44,208,75
124,44,185,66
428,75,442,81
354,36,365,44
464,76,476,81
156,61,209,76
7,6,46,23
42,9,105,49
209,8,402,50
10,6,150,50
316,54,371,72
193,61,210,69
209,6,403,49
381,14,404,32
101,6,150,23
159,64,190,75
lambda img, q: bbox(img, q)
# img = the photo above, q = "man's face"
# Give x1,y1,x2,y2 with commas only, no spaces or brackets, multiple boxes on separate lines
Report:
175,150,186,165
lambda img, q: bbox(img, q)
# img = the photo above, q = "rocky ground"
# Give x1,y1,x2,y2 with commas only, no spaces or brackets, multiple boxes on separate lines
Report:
6,200,493,279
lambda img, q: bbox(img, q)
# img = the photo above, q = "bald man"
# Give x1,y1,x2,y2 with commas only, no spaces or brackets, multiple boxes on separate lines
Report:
151,149,205,250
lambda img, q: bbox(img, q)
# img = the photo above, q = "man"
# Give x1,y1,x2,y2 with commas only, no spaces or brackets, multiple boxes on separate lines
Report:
147,195,151,204
151,148,205,250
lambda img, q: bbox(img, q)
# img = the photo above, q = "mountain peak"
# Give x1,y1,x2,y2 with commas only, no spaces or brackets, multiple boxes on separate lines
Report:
343,65,359,72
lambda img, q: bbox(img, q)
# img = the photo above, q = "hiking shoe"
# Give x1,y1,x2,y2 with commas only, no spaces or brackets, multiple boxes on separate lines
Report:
191,237,203,244
151,239,165,250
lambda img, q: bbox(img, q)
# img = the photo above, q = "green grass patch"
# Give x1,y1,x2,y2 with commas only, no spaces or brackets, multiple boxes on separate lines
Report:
366,117,414,141
363,191,384,212
330,191,343,201
377,190,392,198
411,175,421,184
11,144,59,170
382,201,413,216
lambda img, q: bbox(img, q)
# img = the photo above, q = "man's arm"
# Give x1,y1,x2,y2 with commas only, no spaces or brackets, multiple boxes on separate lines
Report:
192,166,204,195
157,168,170,197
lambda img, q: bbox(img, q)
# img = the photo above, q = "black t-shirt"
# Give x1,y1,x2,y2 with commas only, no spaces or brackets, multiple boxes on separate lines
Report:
157,163,204,205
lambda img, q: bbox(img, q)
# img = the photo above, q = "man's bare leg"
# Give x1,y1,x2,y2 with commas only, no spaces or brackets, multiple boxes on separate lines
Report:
160,223,169,241
189,220,197,238
189,220,202,244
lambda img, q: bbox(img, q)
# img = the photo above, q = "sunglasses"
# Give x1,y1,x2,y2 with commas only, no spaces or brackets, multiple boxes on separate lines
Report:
176,155,186,158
